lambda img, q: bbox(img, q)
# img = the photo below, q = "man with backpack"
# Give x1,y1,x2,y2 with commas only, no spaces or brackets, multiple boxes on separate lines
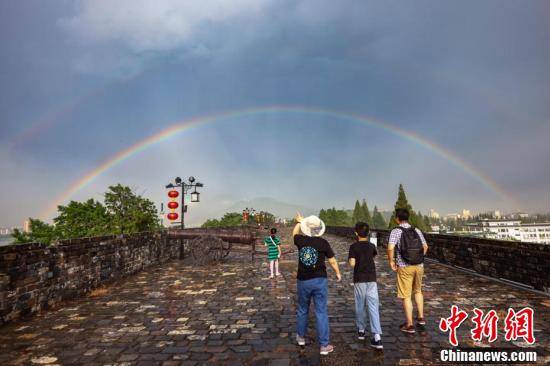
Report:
387,208,429,333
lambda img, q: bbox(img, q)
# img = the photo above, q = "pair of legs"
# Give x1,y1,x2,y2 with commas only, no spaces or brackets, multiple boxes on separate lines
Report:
354,282,382,336
397,265,424,326
269,259,280,277
296,277,330,347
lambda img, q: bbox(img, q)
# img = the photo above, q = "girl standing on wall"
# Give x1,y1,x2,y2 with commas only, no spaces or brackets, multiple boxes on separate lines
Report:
264,227,282,278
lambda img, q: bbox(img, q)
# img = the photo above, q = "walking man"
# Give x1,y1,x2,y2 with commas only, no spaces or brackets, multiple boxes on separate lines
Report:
293,214,341,355
348,222,383,349
387,208,429,333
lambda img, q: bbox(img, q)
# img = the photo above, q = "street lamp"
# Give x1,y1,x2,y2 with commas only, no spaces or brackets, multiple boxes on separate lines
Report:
190,188,200,203
165,176,204,229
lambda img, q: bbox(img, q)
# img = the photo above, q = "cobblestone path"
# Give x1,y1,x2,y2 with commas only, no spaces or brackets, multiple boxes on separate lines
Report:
0,230,548,365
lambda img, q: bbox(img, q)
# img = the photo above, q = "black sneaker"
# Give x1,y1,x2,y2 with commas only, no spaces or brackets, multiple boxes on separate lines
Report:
400,323,416,334
357,330,366,340
370,338,383,350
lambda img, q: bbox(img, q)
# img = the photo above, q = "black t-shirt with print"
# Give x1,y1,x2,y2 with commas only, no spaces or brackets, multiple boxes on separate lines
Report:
348,241,377,283
294,234,335,281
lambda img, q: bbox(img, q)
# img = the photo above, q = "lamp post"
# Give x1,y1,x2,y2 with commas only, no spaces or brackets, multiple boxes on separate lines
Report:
166,176,204,229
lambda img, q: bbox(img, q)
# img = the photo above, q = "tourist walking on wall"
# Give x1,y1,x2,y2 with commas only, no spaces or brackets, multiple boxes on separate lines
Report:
387,208,429,333
348,222,383,349
264,227,282,278
293,214,341,355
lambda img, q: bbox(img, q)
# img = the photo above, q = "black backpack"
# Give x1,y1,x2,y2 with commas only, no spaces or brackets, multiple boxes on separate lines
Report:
396,226,424,265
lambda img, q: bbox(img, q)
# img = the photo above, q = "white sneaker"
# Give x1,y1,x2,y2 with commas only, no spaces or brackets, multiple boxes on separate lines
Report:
269,274,274,279
320,344,334,355
296,335,306,346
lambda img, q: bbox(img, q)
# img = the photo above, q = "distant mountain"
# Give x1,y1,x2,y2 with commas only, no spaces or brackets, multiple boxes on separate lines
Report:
225,197,317,219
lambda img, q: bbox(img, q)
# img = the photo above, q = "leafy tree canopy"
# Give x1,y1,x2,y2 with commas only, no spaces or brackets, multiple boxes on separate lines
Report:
319,207,351,226
12,219,58,245
202,211,269,228
372,206,387,229
12,184,160,245
388,184,427,231
104,184,160,234
54,199,111,238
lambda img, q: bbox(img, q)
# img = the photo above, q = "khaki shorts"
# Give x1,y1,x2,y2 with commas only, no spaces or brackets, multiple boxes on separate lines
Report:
397,265,424,299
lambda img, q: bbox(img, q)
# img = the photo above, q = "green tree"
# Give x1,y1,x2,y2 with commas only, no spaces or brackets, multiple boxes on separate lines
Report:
12,218,58,245
319,207,351,226
202,212,245,228
351,200,362,224
201,218,221,228
54,199,111,238
388,184,424,230
416,211,429,232
372,206,387,229
361,199,373,226
319,209,327,224
104,184,160,234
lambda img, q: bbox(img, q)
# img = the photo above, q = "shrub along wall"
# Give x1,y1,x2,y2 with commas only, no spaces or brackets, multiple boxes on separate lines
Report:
326,226,550,293
0,231,181,325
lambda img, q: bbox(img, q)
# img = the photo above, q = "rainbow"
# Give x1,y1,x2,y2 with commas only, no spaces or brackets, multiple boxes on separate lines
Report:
40,105,519,218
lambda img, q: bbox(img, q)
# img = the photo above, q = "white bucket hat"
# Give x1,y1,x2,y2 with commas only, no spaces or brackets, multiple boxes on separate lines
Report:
300,215,326,237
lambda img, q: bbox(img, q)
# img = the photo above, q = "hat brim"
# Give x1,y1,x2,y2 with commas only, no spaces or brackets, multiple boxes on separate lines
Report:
300,218,326,237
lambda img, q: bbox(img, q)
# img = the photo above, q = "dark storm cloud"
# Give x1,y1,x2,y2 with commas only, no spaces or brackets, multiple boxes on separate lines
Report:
1,0,549,227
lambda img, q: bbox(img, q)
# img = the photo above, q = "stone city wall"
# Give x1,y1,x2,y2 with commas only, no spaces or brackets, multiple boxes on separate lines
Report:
0,231,181,325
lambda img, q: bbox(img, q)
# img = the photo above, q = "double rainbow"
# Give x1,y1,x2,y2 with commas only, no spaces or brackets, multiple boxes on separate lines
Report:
40,105,518,218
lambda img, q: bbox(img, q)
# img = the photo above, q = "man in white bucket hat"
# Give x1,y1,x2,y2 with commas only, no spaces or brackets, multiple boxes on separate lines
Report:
293,213,341,355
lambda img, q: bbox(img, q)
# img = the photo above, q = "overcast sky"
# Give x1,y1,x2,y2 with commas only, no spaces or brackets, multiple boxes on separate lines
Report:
1,0,549,227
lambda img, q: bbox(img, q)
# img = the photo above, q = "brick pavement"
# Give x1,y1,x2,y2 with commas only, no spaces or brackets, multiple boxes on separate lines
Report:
0,230,548,365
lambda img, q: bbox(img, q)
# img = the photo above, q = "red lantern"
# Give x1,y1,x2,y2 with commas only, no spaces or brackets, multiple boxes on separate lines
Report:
168,201,179,209
167,212,179,221
168,190,179,198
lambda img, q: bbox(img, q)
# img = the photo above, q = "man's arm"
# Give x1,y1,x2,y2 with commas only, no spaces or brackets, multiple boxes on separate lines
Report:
327,257,342,281
387,228,399,272
387,245,397,272
292,213,303,238
348,247,355,267
417,229,429,255
292,223,301,238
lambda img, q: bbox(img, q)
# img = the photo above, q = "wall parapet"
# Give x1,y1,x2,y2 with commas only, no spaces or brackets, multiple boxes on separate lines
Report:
326,226,550,293
0,231,181,325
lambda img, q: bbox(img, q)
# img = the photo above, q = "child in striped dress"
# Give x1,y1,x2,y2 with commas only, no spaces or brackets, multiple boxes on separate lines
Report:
264,228,282,278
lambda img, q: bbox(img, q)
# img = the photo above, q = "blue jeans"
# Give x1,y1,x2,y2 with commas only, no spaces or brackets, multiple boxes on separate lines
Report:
354,282,382,335
296,277,330,346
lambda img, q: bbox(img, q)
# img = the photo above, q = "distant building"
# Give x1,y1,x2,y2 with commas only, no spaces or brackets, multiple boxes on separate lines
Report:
465,219,550,244
429,209,440,219
494,210,502,219
461,209,472,220
444,213,461,221
23,219,31,233
509,212,529,219
0,228,11,235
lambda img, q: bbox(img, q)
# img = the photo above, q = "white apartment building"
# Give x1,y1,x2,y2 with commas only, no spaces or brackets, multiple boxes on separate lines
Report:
465,219,550,244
